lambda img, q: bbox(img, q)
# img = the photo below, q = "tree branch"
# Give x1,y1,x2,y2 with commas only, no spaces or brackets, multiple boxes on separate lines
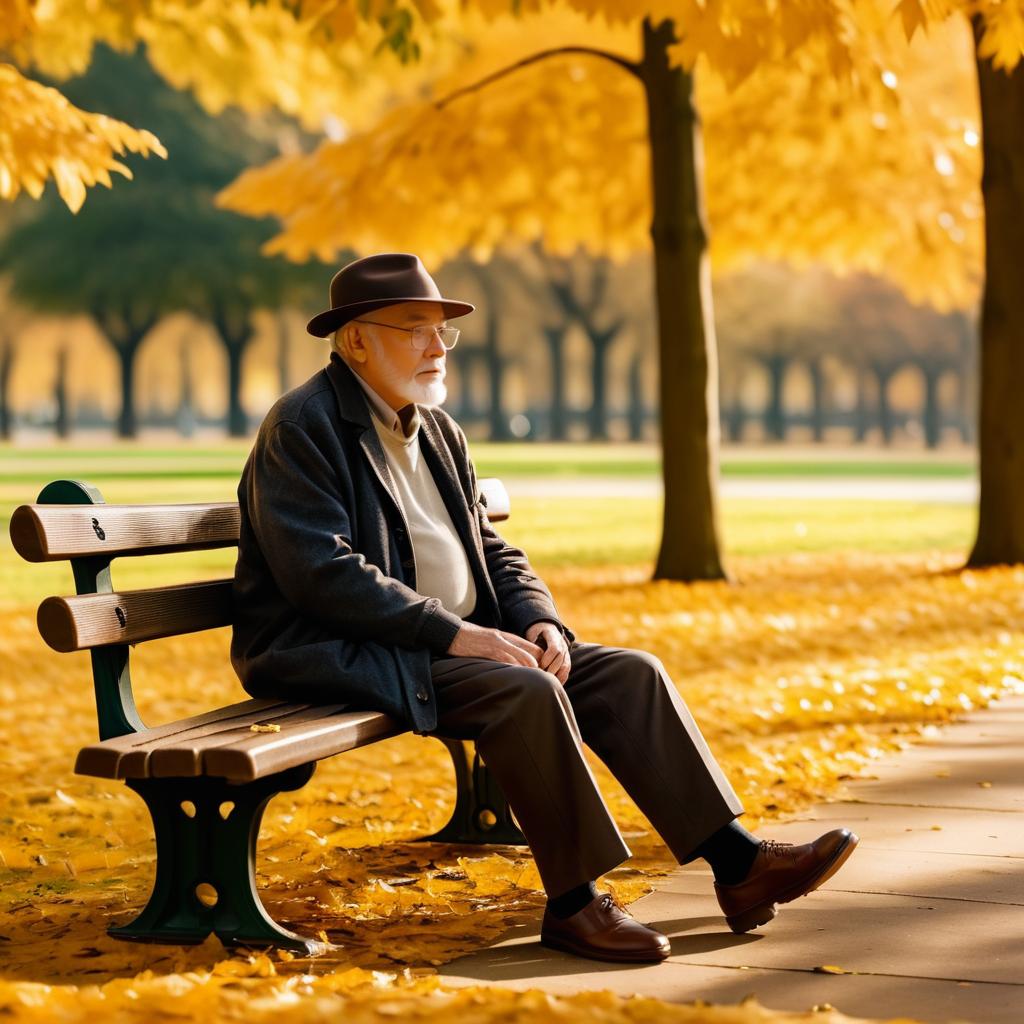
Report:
434,46,641,112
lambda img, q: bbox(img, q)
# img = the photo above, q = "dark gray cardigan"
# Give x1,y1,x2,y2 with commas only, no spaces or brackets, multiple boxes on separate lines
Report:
230,352,575,734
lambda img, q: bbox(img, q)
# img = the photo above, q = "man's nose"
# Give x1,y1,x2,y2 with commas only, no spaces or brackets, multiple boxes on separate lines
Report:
424,329,446,358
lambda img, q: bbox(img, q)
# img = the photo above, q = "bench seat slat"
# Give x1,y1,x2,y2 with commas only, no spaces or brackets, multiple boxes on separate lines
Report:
39,579,233,652
204,710,403,782
73,698,289,778
116,701,325,777
145,702,355,776
76,701,402,782
10,502,240,562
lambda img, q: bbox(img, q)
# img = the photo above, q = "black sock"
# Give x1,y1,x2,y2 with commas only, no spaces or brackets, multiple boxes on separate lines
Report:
692,820,761,886
546,880,598,919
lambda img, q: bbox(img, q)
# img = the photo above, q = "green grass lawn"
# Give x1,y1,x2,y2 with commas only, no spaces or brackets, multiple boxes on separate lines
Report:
1,495,974,606
0,440,977,605
0,440,976,486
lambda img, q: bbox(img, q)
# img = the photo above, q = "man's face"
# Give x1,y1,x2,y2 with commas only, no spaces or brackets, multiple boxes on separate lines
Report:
344,300,450,412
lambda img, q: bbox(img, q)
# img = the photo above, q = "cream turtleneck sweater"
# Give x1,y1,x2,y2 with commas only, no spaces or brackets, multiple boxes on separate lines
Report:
351,369,478,620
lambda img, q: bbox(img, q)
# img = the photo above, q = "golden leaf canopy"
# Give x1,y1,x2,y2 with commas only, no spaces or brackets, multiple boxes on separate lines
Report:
2,0,1015,264
216,9,982,310
0,62,167,212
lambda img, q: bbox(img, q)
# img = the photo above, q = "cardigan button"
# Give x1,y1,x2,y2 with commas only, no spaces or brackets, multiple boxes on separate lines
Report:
415,689,430,703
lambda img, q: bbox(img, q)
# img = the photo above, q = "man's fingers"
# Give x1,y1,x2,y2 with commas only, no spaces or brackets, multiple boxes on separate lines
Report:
504,638,538,667
537,642,558,670
504,633,543,658
552,651,570,681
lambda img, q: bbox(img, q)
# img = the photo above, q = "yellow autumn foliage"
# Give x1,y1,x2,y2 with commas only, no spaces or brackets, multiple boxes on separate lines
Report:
0,961,913,1024
0,63,167,212
1,541,1021,1021
215,8,981,309
0,0,35,47
2,0,1021,215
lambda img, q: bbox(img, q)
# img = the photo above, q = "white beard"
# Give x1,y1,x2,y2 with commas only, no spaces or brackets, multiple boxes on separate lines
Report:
405,374,447,408
367,338,447,408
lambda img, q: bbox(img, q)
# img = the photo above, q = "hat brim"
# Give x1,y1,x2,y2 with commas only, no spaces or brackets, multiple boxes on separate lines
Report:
307,297,475,338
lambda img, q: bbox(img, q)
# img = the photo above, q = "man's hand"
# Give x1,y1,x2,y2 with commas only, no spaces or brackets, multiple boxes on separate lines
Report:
445,622,544,668
524,621,571,684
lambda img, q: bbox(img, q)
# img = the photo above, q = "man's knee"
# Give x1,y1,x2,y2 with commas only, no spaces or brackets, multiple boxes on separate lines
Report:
607,646,667,679
503,664,570,708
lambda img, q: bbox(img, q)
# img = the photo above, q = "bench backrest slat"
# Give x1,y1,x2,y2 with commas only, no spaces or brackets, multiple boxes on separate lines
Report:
10,503,240,562
38,579,232,653
10,478,508,562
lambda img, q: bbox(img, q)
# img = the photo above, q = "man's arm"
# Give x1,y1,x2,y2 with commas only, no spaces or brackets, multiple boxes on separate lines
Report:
245,418,464,654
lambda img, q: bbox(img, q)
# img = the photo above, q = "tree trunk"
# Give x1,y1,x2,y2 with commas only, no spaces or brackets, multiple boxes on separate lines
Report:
587,330,617,440
54,345,69,439
957,361,974,444
763,352,789,442
722,364,747,442
92,312,154,439
724,401,743,442
628,348,645,441
968,21,1024,564
212,313,254,438
873,365,895,445
955,314,975,445
455,348,481,420
117,344,139,439
225,340,248,437
853,365,871,443
178,337,196,438
468,264,512,440
544,325,569,440
486,333,511,440
641,17,727,581
808,357,827,443
0,335,14,439
921,364,942,449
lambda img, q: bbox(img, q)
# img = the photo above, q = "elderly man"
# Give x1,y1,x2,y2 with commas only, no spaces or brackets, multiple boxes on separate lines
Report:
231,252,858,964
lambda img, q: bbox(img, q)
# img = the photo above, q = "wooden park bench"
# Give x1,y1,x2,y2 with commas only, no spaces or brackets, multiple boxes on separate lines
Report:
9,476,526,956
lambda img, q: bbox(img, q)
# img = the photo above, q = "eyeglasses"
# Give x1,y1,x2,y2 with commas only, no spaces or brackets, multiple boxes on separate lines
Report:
355,318,460,351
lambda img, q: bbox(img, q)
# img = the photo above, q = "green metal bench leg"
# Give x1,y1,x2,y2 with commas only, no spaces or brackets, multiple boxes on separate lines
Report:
418,739,527,845
109,763,334,955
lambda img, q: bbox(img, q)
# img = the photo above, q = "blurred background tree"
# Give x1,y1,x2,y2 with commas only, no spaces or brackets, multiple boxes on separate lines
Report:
3,0,1022,570
0,44,328,438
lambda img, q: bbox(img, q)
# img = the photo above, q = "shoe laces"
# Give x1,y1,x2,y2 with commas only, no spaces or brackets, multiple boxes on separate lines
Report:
597,891,626,913
759,838,794,858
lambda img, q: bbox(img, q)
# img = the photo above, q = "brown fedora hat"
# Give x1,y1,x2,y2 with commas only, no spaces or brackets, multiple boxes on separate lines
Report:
306,252,475,338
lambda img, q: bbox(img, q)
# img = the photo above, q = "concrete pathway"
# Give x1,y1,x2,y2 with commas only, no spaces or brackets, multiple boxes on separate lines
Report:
439,697,1024,1023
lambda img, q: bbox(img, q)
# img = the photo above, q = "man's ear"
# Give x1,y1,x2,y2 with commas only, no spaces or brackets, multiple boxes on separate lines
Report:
342,323,369,365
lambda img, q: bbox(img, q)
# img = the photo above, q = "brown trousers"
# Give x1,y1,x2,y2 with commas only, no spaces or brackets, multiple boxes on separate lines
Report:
427,640,745,898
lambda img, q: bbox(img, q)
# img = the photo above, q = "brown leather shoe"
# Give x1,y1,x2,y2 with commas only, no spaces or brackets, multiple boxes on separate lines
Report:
715,828,859,934
540,892,671,963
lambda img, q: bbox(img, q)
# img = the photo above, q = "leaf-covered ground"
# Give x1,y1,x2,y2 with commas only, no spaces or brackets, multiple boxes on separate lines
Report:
3,544,1022,1021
